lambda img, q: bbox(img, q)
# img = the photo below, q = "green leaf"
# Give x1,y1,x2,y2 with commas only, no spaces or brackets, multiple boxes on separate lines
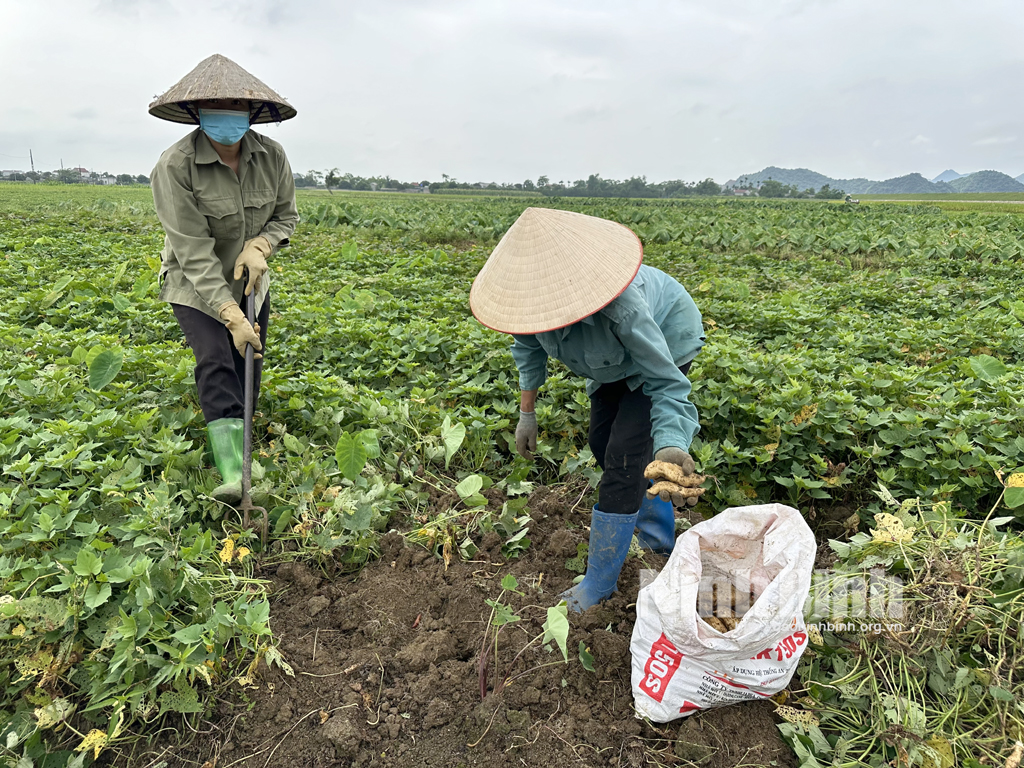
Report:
105,565,136,584
84,582,112,609
73,547,103,577
455,474,484,500
335,432,368,481
1005,487,1024,509
158,683,203,715
112,294,131,312
500,573,519,591
85,344,105,368
543,603,570,662
88,348,124,391
283,433,303,454
173,624,204,645
989,684,1016,702
359,429,381,459
459,536,478,559
485,599,520,627
341,241,358,259
463,493,488,508
40,275,74,309
970,354,1007,382
272,506,295,534
38,510,54,533
565,542,588,573
340,501,373,532
578,641,596,672
441,415,466,469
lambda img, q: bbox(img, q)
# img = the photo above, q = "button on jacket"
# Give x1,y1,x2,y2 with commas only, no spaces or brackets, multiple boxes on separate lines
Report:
151,129,299,319
510,265,705,453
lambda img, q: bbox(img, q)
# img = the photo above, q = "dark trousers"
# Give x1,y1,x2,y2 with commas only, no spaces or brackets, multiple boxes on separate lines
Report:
588,362,693,515
172,295,270,424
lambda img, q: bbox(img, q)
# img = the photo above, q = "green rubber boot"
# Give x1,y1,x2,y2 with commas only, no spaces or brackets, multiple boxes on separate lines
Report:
208,418,243,505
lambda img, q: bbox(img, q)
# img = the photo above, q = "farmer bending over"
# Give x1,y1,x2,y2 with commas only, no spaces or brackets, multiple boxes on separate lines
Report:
149,55,299,504
470,208,705,612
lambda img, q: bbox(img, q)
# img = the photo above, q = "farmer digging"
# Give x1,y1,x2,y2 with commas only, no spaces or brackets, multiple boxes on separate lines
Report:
471,208,705,612
149,54,299,504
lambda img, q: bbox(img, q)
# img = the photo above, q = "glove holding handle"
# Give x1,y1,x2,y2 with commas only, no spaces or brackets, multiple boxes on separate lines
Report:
218,301,262,359
233,236,272,296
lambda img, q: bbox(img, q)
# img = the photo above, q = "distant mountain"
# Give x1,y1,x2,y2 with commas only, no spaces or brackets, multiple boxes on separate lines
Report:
868,174,955,195
948,170,1024,193
733,167,838,191
733,166,1024,195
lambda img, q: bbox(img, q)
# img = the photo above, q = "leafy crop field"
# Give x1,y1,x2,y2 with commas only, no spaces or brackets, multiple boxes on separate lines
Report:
1,184,1022,767
857,192,1024,201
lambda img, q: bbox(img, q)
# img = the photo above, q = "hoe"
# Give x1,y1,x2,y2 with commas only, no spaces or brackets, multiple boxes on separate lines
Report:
240,267,269,545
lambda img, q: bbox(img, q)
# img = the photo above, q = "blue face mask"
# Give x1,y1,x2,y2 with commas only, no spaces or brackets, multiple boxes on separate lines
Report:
198,109,250,146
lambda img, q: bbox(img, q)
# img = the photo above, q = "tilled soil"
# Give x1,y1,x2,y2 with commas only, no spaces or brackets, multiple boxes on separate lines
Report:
152,487,797,768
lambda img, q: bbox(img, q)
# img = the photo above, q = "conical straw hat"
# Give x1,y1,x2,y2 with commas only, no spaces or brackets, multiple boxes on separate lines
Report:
470,207,643,335
149,54,297,124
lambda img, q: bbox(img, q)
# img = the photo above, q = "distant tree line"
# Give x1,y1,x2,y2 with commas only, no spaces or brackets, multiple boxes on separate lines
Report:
753,179,845,199
293,171,726,198
529,174,723,198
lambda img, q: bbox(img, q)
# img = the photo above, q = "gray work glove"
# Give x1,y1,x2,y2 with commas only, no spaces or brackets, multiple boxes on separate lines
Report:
515,411,538,459
646,447,701,507
655,447,696,475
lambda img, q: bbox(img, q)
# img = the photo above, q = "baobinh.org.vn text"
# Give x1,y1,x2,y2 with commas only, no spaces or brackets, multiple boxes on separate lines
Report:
640,567,905,635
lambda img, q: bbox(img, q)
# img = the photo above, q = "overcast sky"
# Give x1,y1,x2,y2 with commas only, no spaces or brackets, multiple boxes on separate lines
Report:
3,0,1023,183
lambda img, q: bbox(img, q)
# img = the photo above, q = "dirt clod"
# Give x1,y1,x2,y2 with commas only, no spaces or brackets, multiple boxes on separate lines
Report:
306,595,331,617
276,561,319,591
321,711,364,759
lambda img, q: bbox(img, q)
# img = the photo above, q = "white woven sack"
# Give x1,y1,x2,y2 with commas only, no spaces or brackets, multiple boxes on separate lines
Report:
630,503,816,722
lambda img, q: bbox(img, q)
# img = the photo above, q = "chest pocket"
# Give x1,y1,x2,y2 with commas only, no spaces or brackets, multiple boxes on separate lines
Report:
584,345,626,372
243,189,276,239
197,196,241,240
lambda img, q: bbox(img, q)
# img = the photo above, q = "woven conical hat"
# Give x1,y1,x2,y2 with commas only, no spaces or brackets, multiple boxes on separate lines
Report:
149,54,297,124
470,207,643,334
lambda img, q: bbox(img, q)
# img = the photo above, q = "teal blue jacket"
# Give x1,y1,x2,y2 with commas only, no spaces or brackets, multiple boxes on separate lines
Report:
511,265,704,453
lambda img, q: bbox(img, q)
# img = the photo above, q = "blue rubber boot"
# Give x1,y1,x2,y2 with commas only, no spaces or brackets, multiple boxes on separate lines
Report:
560,506,639,613
636,493,677,555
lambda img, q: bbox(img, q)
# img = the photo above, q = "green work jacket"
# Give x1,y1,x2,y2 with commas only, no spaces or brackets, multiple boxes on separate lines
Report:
151,129,299,319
